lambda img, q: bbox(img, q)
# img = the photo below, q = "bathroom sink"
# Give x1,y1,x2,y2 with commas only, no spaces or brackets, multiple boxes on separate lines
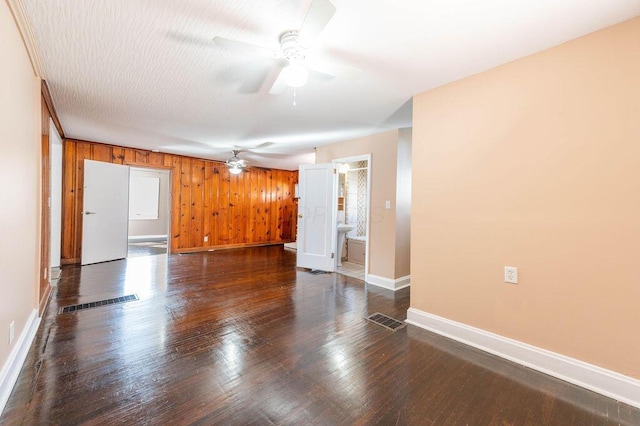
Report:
337,224,355,233
336,224,355,266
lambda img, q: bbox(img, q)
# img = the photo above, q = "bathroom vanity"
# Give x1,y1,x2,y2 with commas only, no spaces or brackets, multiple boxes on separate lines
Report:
347,236,366,265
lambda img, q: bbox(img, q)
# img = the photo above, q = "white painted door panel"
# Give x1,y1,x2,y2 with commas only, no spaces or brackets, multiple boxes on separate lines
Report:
297,163,335,271
81,160,130,265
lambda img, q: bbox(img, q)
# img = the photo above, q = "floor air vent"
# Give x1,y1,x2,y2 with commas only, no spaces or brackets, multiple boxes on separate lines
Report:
366,312,407,331
58,294,138,314
309,270,329,275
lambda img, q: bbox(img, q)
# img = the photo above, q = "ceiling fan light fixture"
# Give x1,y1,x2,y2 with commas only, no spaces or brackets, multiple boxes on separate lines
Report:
281,60,309,88
228,165,243,175
225,150,246,175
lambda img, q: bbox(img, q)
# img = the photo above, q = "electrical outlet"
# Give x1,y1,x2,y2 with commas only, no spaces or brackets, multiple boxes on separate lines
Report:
9,321,15,344
505,266,518,284
204,236,209,242
385,200,391,209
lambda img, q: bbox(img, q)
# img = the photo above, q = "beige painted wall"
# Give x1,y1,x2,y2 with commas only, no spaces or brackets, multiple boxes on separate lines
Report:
316,129,412,280
395,128,412,278
412,17,640,378
0,1,41,366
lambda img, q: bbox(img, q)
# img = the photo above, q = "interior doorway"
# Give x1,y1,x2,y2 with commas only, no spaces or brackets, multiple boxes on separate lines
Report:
332,155,371,282
127,167,170,258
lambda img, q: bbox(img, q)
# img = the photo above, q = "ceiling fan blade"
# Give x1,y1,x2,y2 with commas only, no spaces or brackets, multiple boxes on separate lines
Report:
213,36,278,58
306,58,361,79
269,68,289,95
297,0,336,47
252,141,275,150
167,31,213,48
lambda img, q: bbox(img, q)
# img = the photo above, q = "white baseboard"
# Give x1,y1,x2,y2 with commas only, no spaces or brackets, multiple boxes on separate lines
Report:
0,309,40,416
127,234,167,242
406,308,640,409
366,274,410,291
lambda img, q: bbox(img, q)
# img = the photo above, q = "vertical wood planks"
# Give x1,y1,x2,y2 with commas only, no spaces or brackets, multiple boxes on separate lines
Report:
169,156,181,253
228,172,241,244
190,159,205,248
148,152,164,167
112,147,125,164
218,166,230,245
179,157,191,249
203,161,212,248
92,144,111,163
61,141,77,261
61,139,298,262
243,171,252,244
211,166,221,247
74,142,92,257
273,170,282,241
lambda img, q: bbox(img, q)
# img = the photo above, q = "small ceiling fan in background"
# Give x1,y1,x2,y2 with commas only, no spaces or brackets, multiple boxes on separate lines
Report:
221,141,279,173
213,0,360,95
225,150,247,174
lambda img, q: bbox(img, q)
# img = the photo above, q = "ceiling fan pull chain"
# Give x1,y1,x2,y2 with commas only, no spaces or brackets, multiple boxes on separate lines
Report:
293,88,297,107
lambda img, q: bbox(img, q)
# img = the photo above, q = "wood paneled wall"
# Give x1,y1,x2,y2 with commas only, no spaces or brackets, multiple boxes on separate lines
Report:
62,139,298,263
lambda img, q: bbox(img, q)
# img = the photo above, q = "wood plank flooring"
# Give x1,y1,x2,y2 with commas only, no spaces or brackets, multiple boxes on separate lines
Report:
2,246,639,425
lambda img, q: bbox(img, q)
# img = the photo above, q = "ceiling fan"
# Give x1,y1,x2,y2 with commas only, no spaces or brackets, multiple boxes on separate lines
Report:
225,150,247,175
213,0,359,95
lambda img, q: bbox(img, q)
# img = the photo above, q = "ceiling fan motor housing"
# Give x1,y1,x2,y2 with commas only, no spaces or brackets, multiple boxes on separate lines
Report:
279,31,305,61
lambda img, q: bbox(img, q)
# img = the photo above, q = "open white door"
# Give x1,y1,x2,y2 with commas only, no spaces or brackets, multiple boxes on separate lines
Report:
82,160,130,265
297,163,335,271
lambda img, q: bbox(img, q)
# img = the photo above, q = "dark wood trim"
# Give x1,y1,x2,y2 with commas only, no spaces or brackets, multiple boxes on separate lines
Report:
66,138,228,167
39,95,51,311
64,138,298,172
38,283,52,316
172,241,294,254
41,80,64,138
123,161,173,170
61,258,80,265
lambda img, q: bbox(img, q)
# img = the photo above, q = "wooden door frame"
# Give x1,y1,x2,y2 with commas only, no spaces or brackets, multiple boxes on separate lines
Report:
39,81,64,314
39,93,52,315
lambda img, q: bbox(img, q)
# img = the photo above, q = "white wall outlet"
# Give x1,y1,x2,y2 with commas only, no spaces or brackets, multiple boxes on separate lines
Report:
505,266,518,284
204,236,209,242
385,200,391,209
9,321,15,344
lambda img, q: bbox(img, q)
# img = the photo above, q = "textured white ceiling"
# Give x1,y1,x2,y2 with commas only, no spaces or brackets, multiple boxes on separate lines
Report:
22,0,640,169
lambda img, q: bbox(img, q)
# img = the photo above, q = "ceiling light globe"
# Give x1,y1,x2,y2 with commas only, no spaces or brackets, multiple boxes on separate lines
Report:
282,62,309,88
229,166,243,175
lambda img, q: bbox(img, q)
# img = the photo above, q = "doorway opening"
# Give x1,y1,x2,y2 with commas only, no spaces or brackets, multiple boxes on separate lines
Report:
127,167,170,258
333,155,370,282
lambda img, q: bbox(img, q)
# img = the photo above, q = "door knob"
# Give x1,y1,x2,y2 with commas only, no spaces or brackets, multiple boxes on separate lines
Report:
298,214,303,218
85,211,97,215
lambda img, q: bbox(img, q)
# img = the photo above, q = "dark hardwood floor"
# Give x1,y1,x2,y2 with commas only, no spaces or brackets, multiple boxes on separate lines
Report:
2,246,639,425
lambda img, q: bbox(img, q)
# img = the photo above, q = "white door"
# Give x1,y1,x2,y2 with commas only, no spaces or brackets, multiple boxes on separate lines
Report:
297,163,335,271
82,160,130,265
